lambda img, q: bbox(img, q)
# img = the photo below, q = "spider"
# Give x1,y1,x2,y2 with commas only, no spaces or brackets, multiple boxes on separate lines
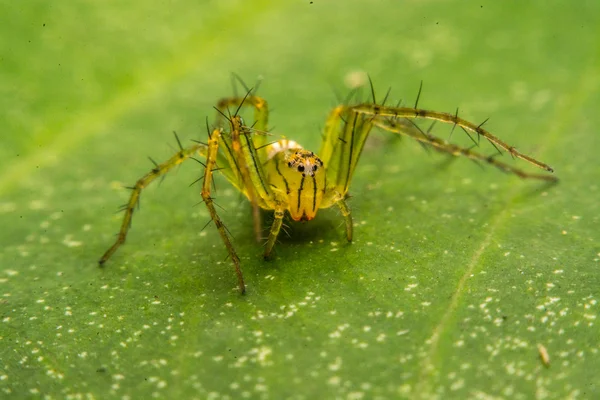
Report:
99,80,556,293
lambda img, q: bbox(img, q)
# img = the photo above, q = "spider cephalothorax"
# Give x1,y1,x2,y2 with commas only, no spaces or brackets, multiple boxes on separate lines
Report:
100,83,556,293
268,149,326,221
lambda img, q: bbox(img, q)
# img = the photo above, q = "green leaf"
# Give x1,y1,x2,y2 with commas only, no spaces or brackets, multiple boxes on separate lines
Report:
2,1,599,398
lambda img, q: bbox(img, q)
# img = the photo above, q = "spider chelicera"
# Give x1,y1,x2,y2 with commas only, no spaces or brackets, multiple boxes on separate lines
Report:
99,81,556,293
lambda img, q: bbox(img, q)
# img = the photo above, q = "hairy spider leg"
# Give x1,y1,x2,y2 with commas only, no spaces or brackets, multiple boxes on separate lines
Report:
316,101,555,242
317,107,374,242
214,115,287,265
99,142,208,266
351,104,556,178
263,208,285,259
373,117,556,180
99,121,284,293
209,116,285,284
215,95,270,240
202,128,247,293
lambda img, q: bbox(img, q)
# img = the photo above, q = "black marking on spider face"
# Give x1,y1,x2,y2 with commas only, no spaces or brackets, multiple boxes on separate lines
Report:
287,150,323,177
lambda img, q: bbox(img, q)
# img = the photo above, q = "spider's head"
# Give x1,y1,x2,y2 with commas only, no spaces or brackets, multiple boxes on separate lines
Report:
287,150,323,178
284,150,325,221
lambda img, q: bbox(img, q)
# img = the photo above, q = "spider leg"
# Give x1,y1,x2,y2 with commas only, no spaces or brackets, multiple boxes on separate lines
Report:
335,198,353,242
99,141,208,265
322,108,374,197
351,104,556,178
318,105,345,167
318,105,372,241
263,208,285,259
373,117,557,180
202,128,246,293
215,94,271,241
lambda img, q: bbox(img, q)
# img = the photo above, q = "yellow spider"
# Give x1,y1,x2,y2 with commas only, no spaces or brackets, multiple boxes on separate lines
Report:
99,81,556,293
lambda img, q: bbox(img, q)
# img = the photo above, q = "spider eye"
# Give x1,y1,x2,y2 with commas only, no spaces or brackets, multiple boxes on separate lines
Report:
297,165,305,173
288,161,292,167
312,165,318,172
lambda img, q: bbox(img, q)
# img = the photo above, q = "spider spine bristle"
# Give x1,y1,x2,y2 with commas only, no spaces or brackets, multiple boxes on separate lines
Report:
205,116,213,140
212,200,226,212
368,74,377,104
230,72,252,97
449,107,459,141
256,140,279,150
190,157,207,168
403,117,430,140
253,76,263,95
460,126,479,147
338,136,347,144
490,140,504,157
189,176,205,187
200,218,213,233
414,80,424,110
233,88,254,117
426,120,437,135
381,87,392,107
476,117,490,145
220,218,233,237
486,151,501,161
214,106,232,124
173,131,184,151
211,174,217,193
148,156,159,168
477,117,490,129
191,139,208,146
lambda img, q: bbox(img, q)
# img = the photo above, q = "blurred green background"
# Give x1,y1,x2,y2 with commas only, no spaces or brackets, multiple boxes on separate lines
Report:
1,0,599,398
